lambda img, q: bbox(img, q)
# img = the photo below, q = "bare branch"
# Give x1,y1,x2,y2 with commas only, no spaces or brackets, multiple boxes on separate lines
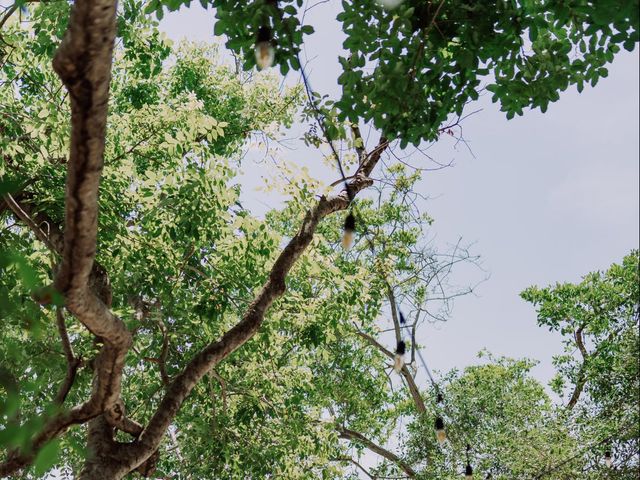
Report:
0,4,17,31
332,456,376,480
1,193,57,251
337,426,416,478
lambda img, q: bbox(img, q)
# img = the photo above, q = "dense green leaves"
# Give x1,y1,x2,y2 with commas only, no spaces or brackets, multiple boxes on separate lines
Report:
521,251,639,477
1,0,638,477
406,356,580,479
144,0,639,145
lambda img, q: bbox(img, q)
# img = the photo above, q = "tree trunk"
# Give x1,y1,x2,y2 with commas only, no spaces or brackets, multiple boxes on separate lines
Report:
78,416,125,480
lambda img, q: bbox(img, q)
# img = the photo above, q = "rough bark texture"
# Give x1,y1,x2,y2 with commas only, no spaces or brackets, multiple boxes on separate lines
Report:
0,0,123,475
0,0,396,473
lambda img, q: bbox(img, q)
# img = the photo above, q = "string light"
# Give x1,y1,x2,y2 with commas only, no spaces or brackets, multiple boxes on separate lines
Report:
465,463,473,479
268,9,633,480
435,416,446,444
376,0,404,9
255,26,275,69
342,212,356,249
394,340,406,372
465,444,473,479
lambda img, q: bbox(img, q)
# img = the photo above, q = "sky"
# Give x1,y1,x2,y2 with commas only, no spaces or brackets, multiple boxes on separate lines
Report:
158,4,640,392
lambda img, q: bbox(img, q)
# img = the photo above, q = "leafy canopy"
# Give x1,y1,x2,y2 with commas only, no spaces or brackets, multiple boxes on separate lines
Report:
144,0,640,146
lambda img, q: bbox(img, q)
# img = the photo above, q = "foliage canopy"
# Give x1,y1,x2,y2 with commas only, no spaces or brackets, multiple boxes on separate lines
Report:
0,0,638,478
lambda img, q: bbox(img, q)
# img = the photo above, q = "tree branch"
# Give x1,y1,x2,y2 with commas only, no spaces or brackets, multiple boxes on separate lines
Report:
1,193,58,251
119,152,387,471
0,0,126,475
332,456,376,480
355,330,426,414
53,308,81,405
386,282,402,345
337,426,416,478
8,196,113,306
567,326,588,410
0,4,17,31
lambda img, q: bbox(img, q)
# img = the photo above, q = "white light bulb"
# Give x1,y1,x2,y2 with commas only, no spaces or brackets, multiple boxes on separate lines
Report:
376,0,404,9
255,42,275,70
604,451,612,468
435,417,446,444
393,353,405,373
465,464,473,479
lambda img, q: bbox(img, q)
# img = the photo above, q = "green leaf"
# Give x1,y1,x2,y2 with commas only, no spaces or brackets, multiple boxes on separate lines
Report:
34,439,60,476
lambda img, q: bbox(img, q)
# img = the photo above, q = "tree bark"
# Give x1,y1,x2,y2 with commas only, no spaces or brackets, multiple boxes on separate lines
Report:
567,326,588,409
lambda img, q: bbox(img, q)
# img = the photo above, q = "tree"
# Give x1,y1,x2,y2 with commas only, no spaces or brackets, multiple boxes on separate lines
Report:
0,0,637,478
522,250,640,478
404,355,580,480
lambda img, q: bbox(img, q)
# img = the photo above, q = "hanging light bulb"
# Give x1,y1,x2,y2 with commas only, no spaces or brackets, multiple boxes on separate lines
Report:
255,26,275,70
465,463,473,479
436,391,443,404
435,416,446,444
399,310,406,324
393,340,406,372
342,212,356,249
375,0,404,9
604,450,612,468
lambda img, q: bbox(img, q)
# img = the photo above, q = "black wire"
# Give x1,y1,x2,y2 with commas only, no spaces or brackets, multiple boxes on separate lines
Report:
271,0,355,209
295,52,354,203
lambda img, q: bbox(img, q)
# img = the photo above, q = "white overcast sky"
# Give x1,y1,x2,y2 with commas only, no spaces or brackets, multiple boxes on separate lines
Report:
159,4,640,393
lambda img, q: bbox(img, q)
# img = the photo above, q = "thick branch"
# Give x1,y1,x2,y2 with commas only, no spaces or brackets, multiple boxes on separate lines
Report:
120,152,386,471
337,426,416,478
50,0,130,421
0,0,126,475
567,326,588,410
51,0,123,342
53,308,81,405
